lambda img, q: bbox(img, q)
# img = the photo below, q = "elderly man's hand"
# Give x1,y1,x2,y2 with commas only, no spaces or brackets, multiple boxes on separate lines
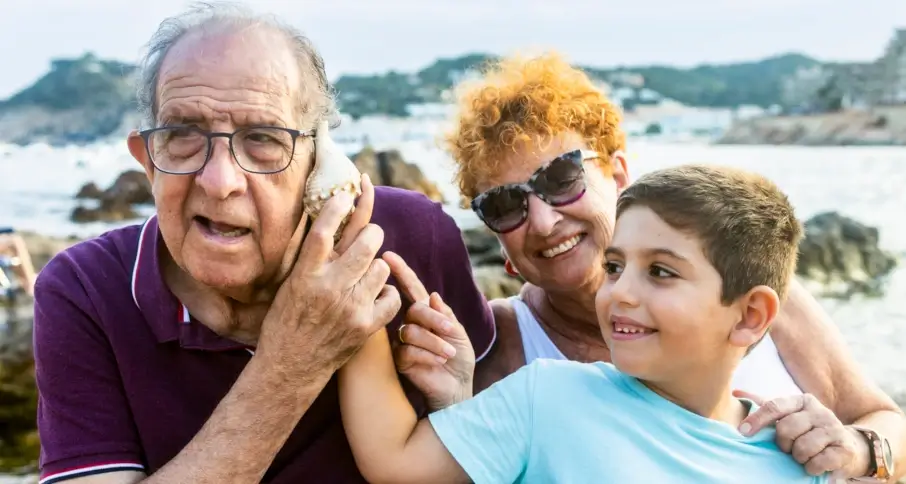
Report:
735,390,870,479
383,251,475,411
257,174,401,376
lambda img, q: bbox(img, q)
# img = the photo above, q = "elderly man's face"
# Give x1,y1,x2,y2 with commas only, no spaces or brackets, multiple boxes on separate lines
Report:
127,26,313,295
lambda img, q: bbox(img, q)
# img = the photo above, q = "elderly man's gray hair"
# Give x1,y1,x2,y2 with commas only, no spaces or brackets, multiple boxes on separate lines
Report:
136,1,337,129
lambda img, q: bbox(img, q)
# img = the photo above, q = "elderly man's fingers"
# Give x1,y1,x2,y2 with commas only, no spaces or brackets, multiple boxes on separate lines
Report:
297,192,355,272
371,284,402,331
357,258,392,302
334,224,385,286
383,251,430,304
335,174,374,255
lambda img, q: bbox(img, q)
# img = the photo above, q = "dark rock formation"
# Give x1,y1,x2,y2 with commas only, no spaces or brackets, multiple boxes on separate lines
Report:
70,170,152,223
716,106,906,146
797,211,898,298
461,227,523,300
352,147,445,203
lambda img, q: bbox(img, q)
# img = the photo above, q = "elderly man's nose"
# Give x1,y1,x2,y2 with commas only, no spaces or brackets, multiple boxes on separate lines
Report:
526,195,562,236
195,140,247,199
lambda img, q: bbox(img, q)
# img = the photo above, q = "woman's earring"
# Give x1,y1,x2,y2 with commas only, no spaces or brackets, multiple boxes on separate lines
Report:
504,259,520,277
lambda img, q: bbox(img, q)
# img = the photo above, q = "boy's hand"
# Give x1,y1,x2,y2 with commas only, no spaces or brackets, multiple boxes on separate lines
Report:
383,251,475,411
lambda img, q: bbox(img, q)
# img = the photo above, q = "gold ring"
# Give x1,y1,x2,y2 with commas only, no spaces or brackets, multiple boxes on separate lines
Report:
397,324,408,344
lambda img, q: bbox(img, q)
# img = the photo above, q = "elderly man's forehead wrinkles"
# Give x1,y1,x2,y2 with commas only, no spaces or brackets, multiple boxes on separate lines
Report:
157,86,293,126
155,27,302,128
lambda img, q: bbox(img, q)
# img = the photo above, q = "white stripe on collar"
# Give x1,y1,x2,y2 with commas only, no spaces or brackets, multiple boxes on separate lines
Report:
130,214,156,311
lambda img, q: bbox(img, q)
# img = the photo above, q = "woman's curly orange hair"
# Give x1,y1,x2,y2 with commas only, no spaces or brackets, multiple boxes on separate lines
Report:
444,52,626,199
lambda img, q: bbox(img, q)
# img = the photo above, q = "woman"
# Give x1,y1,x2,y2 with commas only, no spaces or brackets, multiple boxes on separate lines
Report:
388,53,904,481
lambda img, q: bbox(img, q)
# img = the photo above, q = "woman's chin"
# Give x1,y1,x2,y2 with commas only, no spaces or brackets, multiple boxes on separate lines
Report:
533,263,602,294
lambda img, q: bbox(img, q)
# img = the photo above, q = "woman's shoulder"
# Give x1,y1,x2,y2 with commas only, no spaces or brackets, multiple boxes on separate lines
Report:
474,297,527,393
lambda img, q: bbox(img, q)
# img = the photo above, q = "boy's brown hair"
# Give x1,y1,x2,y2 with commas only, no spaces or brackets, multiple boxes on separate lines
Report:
616,165,802,304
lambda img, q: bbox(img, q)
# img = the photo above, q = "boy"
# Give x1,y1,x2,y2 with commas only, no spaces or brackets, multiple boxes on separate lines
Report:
338,164,828,483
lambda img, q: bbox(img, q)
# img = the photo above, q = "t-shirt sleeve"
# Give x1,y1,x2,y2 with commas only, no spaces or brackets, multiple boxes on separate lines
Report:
33,255,146,482
427,360,538,484
427,204,496,361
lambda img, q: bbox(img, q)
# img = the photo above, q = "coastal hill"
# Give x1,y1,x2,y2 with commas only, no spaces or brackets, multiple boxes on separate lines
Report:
336,52,818,118
0,51,819,146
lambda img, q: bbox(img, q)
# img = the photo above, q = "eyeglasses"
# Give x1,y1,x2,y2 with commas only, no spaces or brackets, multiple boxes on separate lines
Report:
470,149,599,233
138,125,316,175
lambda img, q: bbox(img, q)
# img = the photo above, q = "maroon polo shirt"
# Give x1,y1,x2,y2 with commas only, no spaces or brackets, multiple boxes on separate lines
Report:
32,186,496,484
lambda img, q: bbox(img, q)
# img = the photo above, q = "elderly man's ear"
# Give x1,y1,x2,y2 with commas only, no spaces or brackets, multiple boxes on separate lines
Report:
127,130,156,182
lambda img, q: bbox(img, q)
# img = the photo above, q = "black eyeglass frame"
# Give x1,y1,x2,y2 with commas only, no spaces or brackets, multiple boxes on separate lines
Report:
137,125,317,175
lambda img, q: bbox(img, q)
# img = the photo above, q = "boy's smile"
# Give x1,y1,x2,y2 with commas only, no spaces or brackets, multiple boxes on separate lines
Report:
610,315,657,341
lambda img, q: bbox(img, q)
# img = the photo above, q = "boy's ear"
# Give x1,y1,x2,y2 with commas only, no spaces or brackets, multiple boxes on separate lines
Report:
728,285,780,349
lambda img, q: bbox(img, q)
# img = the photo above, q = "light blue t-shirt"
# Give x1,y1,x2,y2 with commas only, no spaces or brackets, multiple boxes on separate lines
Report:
429,359,828,484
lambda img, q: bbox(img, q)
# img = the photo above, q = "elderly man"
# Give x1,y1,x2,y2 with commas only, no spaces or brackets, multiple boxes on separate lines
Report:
32,4,494,484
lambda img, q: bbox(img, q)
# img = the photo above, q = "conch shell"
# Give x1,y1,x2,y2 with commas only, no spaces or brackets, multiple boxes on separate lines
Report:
303,120,363,240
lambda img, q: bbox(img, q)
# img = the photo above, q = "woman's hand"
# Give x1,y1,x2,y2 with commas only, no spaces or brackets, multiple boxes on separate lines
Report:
383,251,476,411
734,390,871,479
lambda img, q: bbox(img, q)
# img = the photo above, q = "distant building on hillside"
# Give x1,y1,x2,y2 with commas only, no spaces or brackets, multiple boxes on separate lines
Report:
781,65,832,112
782,28,906,113
874,28,906,104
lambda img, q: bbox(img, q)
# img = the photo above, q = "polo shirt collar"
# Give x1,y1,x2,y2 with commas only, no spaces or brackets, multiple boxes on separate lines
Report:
132,214,254,352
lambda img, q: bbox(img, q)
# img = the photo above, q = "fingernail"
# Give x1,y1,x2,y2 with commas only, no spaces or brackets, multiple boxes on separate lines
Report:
435,355,448,364
739,423,752,436
440,319,454,333
443,343,457,358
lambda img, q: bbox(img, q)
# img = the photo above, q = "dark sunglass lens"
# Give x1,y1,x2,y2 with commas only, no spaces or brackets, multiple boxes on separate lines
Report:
479,187,528,232
534,154,586,205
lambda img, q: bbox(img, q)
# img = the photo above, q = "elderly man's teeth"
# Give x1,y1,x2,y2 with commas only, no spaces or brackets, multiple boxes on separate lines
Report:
206,220,249,237
541,235,582,258
213,228,246,237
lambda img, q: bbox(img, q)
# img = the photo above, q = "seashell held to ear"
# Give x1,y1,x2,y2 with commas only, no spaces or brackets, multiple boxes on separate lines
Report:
303,120,363,239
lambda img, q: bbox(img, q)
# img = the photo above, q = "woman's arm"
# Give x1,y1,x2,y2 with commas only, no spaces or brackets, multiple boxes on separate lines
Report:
338,328,470,484
772,278,905,479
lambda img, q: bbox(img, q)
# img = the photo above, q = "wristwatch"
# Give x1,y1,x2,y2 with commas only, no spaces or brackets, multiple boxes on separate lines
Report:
850,426,894,482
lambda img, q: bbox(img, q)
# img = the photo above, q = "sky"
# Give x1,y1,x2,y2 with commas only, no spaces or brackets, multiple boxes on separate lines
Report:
2,0,904,98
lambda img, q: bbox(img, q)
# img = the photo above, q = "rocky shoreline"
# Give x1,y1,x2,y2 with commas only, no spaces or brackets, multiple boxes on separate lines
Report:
716,105,906,146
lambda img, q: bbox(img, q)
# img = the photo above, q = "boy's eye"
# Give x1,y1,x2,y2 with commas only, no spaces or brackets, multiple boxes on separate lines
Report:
604,261,623,275
649,265,676,278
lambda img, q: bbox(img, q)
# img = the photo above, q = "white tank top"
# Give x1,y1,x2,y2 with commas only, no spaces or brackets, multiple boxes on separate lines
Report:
509,296,803,400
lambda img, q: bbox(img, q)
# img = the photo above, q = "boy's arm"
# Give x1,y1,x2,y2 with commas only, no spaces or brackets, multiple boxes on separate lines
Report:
338,328,471,484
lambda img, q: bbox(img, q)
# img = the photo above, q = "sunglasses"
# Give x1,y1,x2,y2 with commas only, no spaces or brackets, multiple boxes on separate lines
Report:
470,149,599,233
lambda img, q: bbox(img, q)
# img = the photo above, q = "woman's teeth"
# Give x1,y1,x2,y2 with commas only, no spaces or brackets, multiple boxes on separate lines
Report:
541,235,582,258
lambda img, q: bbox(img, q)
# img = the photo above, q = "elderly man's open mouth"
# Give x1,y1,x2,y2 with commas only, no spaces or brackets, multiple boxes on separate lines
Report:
193,215,252,240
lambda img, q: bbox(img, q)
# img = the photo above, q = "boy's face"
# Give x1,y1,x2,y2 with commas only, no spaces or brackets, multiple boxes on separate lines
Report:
594,205,763,384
